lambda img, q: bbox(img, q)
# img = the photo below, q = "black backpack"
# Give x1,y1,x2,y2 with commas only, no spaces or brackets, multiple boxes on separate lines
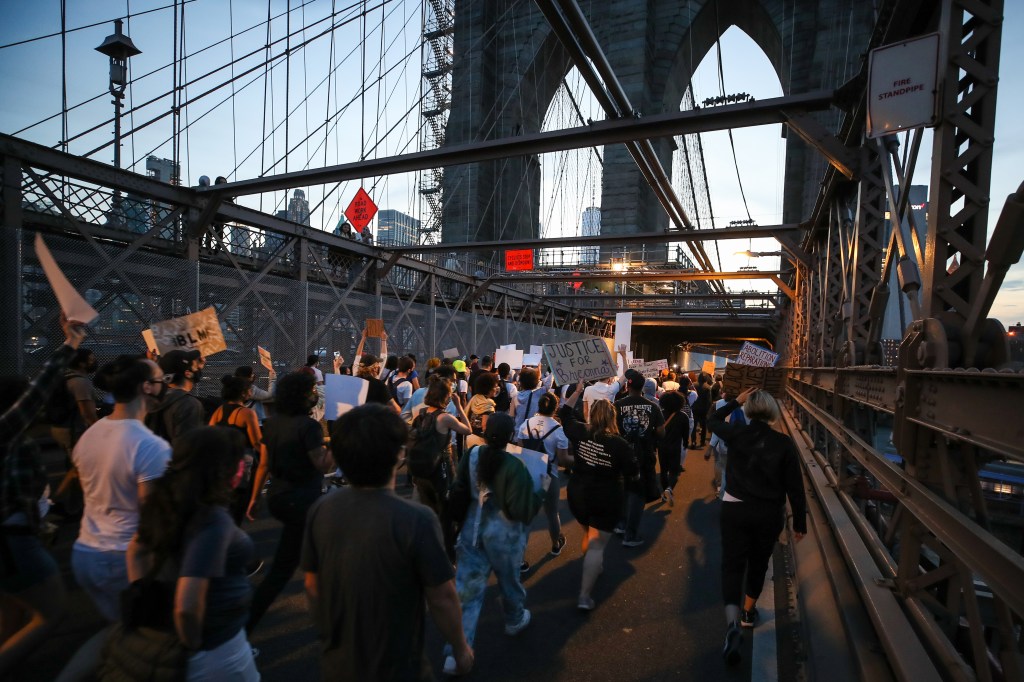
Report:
387,376,411,406
407,410,449,477
44,372,78,427
493,380,512,413
520,422,561,454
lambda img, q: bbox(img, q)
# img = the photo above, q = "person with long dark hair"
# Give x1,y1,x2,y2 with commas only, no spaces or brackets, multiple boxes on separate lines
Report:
560,393,637,610
209,376,263,524
690,372,712,448
245,372,334,634
442,414,547,675
709,388,806,665
125,427,258,679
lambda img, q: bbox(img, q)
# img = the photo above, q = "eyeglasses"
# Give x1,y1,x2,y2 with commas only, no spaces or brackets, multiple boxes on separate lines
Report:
145,377,168,385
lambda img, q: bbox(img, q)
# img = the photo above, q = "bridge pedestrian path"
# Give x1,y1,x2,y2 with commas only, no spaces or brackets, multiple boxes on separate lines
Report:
27,445,797,681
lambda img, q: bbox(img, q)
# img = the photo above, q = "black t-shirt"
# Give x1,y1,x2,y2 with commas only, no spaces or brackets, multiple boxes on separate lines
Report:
301,488,454,681
262,414,324,490
178,506,255,650
658,391,689,446
614,395,665,457
558,405,636,481
364,377,392,406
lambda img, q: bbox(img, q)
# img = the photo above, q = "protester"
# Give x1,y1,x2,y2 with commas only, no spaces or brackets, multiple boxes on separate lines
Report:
468,355,492,393
559,393,636,610
517,392,570,564
385,356,415,408
581,346,628,421
614,373,665,547
245,371,334,634
146,349,205,445
657,382,691,505
708,389,745,496
303,404,473,679
406,354,422,391
467,372,499,436
123,427,258,680
209,376,263,524
709,388,806,665
443,414,547,673
0,316,87,677
690,372,712,448
234,365,276,422
50,347,99,517
302,354,325,385
380,355,399,384
356,353,401,412
512,367,547,431
452,360,469,403
493,362,517,416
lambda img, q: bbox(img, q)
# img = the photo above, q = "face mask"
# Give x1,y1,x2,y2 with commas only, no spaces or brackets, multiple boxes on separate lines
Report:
144,381,167,410
190,369,203,384
230,458,246,490
308,394,320,409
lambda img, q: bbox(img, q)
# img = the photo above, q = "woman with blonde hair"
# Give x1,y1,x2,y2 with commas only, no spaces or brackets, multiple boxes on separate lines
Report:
709,388,806,665
559,390,637,610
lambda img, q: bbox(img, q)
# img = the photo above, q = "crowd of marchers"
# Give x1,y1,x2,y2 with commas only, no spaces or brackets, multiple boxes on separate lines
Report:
0,319,805,680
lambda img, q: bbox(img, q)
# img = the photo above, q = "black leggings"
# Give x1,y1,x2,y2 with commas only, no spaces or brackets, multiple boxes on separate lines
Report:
657,440,683,491
719,499,784,606
690,409,708,445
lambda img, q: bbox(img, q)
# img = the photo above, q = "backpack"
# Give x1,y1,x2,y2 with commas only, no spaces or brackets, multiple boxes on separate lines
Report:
387,375,411,407
45,372,78,427
493,380,512,413
407,410,449,478
520,422,561,454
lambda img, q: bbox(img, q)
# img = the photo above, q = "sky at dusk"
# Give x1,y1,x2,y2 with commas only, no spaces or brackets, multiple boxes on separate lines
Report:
1,0,1021,326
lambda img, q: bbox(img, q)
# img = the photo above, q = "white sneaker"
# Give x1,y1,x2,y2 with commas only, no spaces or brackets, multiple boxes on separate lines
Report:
577,595,595,611
665,487,675,507
442,655,458,675
504,609,531,635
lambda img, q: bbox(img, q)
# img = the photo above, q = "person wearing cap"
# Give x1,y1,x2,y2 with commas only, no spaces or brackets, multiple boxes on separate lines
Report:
451,360,469,403
145,349,205,446
442,414,548,674
614,372,665,547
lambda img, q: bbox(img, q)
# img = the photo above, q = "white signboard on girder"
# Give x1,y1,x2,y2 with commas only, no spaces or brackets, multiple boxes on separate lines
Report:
866,33,940,138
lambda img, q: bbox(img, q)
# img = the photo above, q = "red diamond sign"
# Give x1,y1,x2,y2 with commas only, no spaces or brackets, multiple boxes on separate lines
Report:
344,187,378,233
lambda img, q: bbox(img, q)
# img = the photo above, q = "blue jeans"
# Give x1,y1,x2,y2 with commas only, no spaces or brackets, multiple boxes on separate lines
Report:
543,474,562,543
623,490,645,541
71,545,128,622
444,501,528,655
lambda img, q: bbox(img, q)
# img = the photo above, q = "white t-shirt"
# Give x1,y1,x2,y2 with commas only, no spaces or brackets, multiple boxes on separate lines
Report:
582,380,621,411
517,414,569,477
72,418,172,552
312,367,325,384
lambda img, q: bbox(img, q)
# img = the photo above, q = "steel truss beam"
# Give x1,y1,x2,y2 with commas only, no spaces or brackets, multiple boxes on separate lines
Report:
495,270,781,283
199,92,834,198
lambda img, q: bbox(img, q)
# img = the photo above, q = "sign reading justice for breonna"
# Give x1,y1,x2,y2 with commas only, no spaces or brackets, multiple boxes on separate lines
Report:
543,337,617,385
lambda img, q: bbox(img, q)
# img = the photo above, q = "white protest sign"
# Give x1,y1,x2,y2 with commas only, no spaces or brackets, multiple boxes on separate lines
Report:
34,233,98,324
505,444,550,492
614,312,632,353
150,307,227,356
867,33,940,138
441,347,460,359
543,337,617,384
258,346,273,371
633,360,668,378
141,329,159,355
495,348,525,370
499,344,517,351
736,341,779,368
521,353,542,366
324,373,370,420
529,345,543,356
630,358,645,367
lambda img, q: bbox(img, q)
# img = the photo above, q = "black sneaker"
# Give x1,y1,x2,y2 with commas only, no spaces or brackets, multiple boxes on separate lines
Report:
550,535,566,557
520,560,530,574
722,623,742,664
740,607,759,628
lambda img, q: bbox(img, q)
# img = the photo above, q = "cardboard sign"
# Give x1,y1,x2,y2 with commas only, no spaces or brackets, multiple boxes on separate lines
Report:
344,187,378,233
495,348,525,370
258,346,273,371
324,374,370,420
614,313,632,354
442,347,460,359
504,249,534,272
34,233,99,324
723,364,788,399
702,360,717,376
632,360,667,379
543,337,617,385
150,307,227,356
366,319,385,338
521,353,542,366
736,341,779,367
141,329,159,355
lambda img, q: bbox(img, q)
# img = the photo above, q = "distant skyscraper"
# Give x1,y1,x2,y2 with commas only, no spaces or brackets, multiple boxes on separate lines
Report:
580,206,600,265
286,189,311,226
376,209,420,247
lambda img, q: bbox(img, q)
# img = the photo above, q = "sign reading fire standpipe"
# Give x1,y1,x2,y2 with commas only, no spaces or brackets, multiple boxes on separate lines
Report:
866,33,940,138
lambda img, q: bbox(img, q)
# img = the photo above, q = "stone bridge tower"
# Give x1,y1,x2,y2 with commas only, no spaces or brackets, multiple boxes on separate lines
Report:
442,0,875,255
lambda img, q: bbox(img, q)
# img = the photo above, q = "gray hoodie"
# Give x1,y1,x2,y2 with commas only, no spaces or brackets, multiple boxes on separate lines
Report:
145,387,203,445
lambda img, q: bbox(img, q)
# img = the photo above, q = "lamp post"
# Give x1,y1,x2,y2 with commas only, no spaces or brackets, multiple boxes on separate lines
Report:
95,19,141,170
734,250,783,259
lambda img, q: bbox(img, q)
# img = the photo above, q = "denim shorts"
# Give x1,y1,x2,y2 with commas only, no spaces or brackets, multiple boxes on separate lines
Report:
0,531,58,593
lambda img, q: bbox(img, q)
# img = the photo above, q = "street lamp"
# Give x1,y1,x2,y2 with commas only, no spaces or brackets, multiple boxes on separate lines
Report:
734,250,783,259
95,19,141,170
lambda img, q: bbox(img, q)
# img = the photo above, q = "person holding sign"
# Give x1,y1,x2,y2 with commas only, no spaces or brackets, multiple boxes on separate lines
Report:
442,414,547,675
558,389,637,611
709,388,806,665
